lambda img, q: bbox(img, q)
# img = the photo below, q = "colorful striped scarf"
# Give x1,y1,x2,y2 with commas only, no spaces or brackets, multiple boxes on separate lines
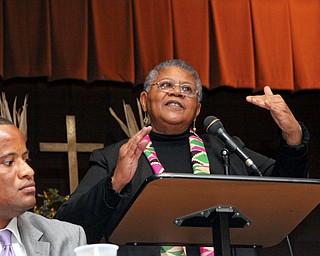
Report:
143,130,214,256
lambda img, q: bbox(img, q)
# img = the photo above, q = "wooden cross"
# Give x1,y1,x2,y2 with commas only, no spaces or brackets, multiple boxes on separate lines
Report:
39,115,104,193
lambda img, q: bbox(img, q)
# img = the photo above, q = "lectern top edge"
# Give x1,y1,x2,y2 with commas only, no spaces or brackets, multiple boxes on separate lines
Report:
145,173,320,185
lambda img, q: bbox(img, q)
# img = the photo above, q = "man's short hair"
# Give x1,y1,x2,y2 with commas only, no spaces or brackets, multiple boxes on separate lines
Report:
0,117,14,125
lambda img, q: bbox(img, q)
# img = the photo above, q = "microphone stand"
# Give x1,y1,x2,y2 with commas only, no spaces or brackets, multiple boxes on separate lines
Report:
221,148,230,175
221,146,290,256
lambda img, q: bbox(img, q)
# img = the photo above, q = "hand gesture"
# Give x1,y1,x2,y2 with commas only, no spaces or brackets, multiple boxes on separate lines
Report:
112,126,152,192
246,86,302,145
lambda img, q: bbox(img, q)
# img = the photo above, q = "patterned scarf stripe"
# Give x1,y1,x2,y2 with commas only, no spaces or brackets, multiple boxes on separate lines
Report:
143,131,214,256
161,246,186,256
143,136,165,174
190,133,210,175
199,247,214,256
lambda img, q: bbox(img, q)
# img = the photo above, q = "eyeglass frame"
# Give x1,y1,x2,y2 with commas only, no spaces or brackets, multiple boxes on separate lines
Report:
150,79,198,98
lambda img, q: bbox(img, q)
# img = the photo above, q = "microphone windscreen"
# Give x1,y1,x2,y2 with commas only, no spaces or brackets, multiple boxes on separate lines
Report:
203,116,224,134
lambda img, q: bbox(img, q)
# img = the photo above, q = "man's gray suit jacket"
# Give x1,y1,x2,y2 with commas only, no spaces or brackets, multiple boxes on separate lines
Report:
17,211,87,256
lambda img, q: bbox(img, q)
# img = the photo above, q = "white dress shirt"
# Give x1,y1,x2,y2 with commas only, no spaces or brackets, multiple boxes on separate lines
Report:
0,217,27,256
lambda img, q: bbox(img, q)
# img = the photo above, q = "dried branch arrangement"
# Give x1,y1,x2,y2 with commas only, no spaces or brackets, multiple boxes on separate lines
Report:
0,92,28,140
109,98,144,138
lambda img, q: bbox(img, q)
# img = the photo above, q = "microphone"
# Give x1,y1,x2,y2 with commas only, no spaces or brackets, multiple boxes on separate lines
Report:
204,116,262,176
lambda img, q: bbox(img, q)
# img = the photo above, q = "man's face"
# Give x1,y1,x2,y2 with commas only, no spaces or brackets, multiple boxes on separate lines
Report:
0,125,36,227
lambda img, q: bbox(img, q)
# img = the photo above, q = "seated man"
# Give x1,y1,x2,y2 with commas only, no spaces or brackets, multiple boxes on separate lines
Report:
0,117,87,255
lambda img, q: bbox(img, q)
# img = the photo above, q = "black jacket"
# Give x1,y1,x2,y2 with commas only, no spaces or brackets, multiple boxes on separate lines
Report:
55,123,309,255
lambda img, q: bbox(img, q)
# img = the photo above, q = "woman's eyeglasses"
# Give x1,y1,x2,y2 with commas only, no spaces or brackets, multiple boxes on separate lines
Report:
151,79,198,97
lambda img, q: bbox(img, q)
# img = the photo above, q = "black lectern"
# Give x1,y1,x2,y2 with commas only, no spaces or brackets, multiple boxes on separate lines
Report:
108,174,320,256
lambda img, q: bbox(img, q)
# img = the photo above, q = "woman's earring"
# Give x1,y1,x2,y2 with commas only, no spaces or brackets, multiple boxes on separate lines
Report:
143,112,149,126
193,120,196,133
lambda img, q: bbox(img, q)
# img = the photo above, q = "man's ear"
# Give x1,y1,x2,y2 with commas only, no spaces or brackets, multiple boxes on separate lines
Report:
140,91,148,112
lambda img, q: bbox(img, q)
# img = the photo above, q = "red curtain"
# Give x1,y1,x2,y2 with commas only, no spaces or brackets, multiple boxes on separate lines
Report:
0,0,319,91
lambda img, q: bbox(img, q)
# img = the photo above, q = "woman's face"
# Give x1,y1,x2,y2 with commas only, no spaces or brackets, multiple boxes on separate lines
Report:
140,66,201,134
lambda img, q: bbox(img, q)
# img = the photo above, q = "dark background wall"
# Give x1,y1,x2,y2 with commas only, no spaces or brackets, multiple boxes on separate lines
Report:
1,79,319,255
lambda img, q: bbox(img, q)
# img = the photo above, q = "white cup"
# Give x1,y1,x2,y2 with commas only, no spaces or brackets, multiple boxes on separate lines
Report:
74,244,119,256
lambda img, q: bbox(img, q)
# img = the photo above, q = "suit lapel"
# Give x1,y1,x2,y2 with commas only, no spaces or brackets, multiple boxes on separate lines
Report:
17,213,50,256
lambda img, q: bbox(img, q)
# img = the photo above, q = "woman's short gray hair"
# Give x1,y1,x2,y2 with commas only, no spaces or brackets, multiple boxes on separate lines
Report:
143,59,203,102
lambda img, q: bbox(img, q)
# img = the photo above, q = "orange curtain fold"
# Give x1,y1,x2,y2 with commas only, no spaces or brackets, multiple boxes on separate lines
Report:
3,0,50,79
171,0,210,87
210,0,255,89
133,0,174,84
289,0,320,90
89,0,135,83
49,0,88,81
0,0,319,91
0,0,3,76
251,0,294,90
